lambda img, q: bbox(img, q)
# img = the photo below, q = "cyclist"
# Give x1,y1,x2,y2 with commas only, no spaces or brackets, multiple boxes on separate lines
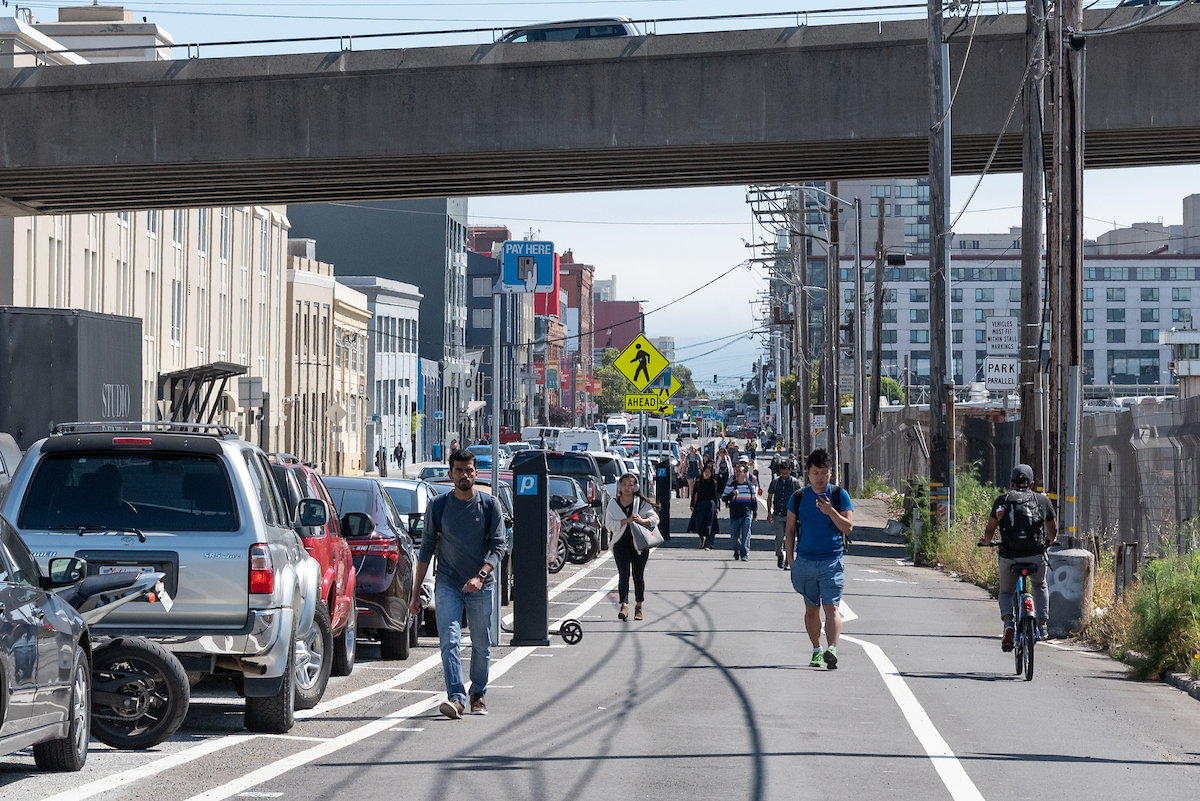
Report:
977,464,1058,650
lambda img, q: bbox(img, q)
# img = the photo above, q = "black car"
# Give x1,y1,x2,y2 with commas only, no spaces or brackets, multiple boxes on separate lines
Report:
0,515,91,771
509,450,605,510
321,476,417,661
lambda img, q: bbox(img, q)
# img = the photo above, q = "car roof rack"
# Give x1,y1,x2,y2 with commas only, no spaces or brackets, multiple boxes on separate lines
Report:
53,421,239,439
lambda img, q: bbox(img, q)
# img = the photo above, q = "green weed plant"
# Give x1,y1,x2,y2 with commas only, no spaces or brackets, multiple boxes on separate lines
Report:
1127,551,1200,678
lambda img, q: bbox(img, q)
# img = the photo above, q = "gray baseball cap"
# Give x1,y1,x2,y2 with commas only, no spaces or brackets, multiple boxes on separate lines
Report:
1011,464,1034,483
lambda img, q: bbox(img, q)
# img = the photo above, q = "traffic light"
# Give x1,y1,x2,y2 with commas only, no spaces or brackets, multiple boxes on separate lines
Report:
713,374,718,383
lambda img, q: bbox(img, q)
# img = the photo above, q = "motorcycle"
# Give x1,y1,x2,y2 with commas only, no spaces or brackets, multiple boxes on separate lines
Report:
55,563,190,750
555,500,601,565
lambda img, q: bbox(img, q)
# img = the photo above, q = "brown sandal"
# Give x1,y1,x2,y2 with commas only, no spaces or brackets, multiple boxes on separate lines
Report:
618,603,628,621
634,603,643,621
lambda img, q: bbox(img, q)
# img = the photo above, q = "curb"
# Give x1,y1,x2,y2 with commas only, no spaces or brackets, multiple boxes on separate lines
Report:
1117,650,1200,702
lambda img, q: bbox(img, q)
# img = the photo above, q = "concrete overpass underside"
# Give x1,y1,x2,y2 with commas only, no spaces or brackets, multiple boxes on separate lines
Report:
1,7,1198,215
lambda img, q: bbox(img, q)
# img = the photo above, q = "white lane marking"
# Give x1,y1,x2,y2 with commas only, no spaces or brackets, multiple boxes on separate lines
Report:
294,652,442,719
185,575,619,801
238,794,284,799
39,735,257,801
382,688,439,694
389,727,426,732
502,551,613,625
268,735,330,743
839,601,858,623
842,635,986,801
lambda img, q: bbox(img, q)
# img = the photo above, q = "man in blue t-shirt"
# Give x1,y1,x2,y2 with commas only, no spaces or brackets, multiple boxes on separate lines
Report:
785,448,854,670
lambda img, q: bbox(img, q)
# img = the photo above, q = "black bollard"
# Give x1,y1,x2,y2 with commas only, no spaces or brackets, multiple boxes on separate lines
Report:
511,453,550,646
655,456,672,541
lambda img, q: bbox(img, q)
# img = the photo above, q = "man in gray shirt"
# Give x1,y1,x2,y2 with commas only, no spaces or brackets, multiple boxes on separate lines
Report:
409,449,506,718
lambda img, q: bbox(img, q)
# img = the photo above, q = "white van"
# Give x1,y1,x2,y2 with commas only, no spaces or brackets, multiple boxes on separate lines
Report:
680,420,699,437
557,428,608,452
605,415,630,440
521,426,564,449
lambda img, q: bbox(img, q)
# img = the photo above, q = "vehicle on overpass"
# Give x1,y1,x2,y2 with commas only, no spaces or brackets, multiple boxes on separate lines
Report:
499,17,640,43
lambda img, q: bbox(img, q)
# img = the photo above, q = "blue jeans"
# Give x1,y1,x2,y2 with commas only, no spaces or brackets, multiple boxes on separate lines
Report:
434,580,494,705
730,514,753,559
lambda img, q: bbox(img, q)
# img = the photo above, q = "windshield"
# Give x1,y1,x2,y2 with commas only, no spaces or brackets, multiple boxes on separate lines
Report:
383,486,418,515
20,452,239,533
548,476,582,508
468,446,492,457
595,457,621,483
327,488,372,516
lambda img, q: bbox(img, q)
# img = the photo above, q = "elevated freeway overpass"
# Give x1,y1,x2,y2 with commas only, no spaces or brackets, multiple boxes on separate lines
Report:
1,7,1198,215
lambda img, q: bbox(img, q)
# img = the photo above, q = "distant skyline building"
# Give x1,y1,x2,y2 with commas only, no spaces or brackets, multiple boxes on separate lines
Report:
648,336,676,363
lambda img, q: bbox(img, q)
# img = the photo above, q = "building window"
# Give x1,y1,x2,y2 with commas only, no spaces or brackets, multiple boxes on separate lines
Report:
951,288,962,303
472,308,492,329
951,309,963,323
975,288,993,303
884,289,898,303
844,288,855,303
881,330,898,344
1141,308,1159,323
1106,287,1125,303
1173,308,1193,323
910,309,929,323
910,329,929,344
1141,287,1159,303
1010,288,1021,303
1141,329,1159,343
1107,329,1126,343
1083,308,1094,323
951,329,962,343
882,309,897,324
975,309,993,322
910,288,928,303
1107,308,1125,323
869,204,892,217
975,329,985,343
472,277,492,298
1108,350,1159,384
1172,287,1191,302
870,185,892,198
1085,287,1094,302
1084,329,1094,343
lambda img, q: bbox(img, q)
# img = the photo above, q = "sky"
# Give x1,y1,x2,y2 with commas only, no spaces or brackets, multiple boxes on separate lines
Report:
19,1,1200,392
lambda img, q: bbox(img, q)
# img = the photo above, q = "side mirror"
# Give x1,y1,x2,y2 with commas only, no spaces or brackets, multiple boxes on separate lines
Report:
296,498,329,528
46,557,87,587
341,511,374,539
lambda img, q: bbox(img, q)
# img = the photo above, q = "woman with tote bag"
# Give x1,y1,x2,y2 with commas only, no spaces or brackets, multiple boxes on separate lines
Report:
604,473,661,621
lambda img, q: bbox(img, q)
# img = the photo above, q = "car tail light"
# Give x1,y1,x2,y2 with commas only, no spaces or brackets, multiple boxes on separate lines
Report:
586,482,596,502
351,536,400,566
249,544,274,594
113,437,153,445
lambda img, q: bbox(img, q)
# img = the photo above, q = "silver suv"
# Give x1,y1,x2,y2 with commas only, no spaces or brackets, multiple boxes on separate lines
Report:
0,423,320,733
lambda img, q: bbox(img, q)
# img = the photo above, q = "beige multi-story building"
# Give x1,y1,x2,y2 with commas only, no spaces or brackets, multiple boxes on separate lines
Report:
284,243,337,472
0,13,289,446
332,284,371,475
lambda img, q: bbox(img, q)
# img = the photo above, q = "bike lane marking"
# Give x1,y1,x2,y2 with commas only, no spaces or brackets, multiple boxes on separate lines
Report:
183,575,620,801
42,557,618,801
841,634,986,801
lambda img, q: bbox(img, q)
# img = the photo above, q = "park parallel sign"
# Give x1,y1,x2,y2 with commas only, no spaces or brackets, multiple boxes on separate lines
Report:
614,334,670,392
625,393,662,412
985,356,1019,389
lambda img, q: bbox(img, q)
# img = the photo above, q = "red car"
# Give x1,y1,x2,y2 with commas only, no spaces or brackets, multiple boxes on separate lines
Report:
270,456,358,709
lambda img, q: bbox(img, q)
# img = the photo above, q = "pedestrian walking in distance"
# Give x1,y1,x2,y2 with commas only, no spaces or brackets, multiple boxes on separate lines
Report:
684,445,702,497
393,441,405,474
722,463,758,560
689,461,720,549
766,461,801,570
409,449,507,719
605,473,660,621
977,464,1058,648
785,449,853,669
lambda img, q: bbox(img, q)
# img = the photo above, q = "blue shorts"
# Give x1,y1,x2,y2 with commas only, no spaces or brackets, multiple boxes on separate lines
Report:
790,556,845,607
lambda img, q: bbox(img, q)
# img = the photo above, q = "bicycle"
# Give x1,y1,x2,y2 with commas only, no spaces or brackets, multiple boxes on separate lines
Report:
981,541,1039,681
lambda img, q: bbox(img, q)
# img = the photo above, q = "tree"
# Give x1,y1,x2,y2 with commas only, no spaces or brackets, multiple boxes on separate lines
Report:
548,404,572,426
880,376,906,405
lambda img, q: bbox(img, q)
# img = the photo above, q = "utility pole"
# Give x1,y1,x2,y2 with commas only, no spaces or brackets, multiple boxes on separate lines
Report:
797,189,812,458
826,182,841,482
1019,0,1047,482
871,197,885,428
852,197,865,491
927,0,951,527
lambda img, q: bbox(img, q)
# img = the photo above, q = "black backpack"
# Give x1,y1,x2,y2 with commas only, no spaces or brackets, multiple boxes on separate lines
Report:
998,489,1047,556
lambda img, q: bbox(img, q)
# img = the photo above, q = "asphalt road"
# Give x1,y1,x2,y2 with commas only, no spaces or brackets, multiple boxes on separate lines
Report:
4,497,1199,801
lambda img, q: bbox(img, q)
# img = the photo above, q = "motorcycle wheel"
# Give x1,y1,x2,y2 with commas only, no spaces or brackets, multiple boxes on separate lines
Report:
91,637,190,750
564,531,591,564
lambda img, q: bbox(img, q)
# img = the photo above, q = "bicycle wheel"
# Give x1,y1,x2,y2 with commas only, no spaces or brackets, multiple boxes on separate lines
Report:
1022,616,1036,681
1014,622,1024,676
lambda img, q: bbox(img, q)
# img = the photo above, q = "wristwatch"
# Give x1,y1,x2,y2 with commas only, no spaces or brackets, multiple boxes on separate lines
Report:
477,569,489,581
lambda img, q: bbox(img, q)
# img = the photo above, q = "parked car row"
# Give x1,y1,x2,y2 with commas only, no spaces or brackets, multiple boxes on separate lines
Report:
0,422,464,772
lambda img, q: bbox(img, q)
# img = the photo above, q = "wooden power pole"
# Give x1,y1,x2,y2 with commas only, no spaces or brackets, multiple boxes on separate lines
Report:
1019,0,1047,481
871,198,885,428
826,182,841,482
927,0,951,527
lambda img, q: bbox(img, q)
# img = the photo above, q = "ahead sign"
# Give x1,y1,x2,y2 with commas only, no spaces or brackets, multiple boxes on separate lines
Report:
625,393,661,412
985,356,1019,390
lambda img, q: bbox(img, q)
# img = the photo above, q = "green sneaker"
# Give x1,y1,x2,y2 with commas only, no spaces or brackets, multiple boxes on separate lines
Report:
823,648,838,670
808,650,824,668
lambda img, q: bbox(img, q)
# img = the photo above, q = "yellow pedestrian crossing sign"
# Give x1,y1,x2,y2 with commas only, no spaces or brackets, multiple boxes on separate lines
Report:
615,334,669,392
653,373,683,405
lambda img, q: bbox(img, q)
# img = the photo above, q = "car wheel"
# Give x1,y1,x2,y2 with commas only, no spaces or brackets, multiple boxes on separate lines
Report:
500,555,512,606
549,537,567,574
33,646,89,772
331,605,357,677
294,602,333,710
244,625,296,733
379,621,410,660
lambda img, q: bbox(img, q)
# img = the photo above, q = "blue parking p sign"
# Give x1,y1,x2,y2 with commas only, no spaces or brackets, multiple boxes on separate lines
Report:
517,475,539,496
502,240,555,293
